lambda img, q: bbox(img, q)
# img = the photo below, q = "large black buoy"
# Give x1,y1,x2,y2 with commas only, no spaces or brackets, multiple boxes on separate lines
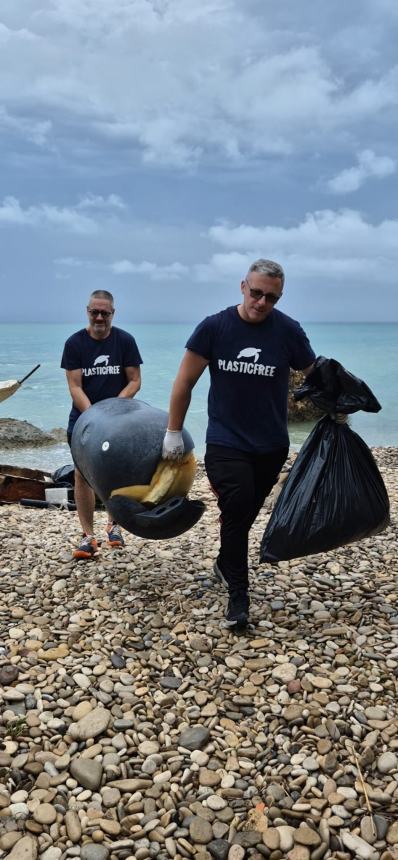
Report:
71,398,205,539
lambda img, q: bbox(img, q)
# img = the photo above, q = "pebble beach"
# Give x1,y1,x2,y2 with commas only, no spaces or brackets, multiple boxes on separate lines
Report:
0,449,397,860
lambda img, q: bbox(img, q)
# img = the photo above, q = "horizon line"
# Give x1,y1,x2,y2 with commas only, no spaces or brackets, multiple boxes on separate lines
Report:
1,319,398,326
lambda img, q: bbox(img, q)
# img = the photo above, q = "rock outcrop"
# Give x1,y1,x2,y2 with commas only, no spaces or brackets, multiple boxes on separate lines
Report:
288,370,323,422
0,419,67,448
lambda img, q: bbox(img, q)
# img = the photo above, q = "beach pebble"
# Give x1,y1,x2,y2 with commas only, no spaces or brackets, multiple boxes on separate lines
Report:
179,726,210,750
70,758,103,791
64,809,82,842
377,752,397,774
5,836,38,860
40,849,62,860
341,831,378,859
80,846,109,860
69,707,111,739
189,817,213,843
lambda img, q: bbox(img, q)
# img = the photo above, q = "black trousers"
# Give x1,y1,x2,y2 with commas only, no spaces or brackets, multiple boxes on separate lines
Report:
204,443,288,593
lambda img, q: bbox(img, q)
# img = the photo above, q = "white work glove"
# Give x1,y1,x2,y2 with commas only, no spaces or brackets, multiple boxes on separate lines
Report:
330,413,348,424
162,429,185,460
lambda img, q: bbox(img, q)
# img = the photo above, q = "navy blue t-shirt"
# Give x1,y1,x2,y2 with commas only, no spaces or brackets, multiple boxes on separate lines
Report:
61,326,142,434
186,306,315,453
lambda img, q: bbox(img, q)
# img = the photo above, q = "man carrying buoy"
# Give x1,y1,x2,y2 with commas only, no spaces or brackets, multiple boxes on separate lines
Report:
162,259,317,629
61,290,142,559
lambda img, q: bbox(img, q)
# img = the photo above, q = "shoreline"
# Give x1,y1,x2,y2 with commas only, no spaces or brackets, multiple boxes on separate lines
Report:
0,449,397,857
1,442,398,477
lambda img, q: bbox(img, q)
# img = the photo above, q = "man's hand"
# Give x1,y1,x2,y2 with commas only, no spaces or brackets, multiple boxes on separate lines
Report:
162,429,185,459
331,413,348,424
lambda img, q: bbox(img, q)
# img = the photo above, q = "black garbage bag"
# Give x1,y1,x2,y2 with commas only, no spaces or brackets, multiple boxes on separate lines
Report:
260,416,390,562
294,356,381,414
52,464,75,487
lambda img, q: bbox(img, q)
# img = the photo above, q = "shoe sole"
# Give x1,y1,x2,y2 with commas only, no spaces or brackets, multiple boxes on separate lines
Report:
224,613,249,629
108,541,125,548
73,551,99,560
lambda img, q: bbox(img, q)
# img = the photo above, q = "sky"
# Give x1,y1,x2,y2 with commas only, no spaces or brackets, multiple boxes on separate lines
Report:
1,0,398,323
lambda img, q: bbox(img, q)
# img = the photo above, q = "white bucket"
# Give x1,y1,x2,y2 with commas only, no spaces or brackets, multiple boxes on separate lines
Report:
45,487,69,505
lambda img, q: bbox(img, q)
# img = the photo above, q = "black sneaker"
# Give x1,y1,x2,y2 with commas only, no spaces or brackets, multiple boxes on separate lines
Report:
225,591,250,629
213,558,229,589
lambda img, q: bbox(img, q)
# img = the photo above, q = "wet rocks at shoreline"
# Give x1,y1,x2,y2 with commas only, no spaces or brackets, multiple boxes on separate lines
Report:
0,448,397,859
0,419,67,449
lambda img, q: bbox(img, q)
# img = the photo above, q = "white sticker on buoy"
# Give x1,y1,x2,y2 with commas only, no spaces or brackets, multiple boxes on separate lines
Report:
102,441,110,451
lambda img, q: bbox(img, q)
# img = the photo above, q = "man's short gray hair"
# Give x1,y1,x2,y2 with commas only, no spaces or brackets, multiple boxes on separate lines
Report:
248,259,285,288
89,289,114,305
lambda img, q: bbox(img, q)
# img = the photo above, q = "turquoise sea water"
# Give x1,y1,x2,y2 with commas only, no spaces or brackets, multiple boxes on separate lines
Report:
0,322,396,471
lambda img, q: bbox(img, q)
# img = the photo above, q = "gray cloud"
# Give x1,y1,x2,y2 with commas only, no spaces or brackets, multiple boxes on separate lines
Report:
1,1,398,167
1,0,398,321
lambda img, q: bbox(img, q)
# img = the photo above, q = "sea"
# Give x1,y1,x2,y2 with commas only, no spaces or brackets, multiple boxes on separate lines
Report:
0,322,396,473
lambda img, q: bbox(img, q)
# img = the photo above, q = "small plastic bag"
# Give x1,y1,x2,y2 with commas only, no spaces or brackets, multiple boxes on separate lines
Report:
260,358,389,563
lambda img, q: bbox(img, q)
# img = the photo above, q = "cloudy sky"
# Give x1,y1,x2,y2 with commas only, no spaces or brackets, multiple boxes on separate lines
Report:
1,0,398,323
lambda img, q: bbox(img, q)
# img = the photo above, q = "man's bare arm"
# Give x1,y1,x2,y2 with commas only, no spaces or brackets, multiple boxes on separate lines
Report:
118,366,141,399
162,351,209,459
65,369,91,413
168,351,209,430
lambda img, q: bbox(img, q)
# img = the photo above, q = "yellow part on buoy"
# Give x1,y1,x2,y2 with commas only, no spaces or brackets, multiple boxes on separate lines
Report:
110,451,197,506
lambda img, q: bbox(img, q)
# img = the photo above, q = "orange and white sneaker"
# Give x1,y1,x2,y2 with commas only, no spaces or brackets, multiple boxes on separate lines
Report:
73,534,99,560
106,523,125,548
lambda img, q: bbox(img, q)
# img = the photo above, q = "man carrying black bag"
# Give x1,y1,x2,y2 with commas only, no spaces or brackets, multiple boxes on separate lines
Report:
161,258,334,630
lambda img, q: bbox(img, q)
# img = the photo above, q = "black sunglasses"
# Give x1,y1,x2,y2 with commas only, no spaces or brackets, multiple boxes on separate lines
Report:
245,280,280,305
88,308,114,318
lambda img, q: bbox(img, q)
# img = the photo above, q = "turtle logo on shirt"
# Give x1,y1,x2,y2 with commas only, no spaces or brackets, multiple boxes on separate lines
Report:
218,345,275,377
94,355,110,366
237,347,261,363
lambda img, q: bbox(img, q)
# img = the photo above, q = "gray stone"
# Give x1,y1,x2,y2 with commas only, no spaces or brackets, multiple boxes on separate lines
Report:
232,831,260,848
80,845,110,860
160,675,181,689
8,802,29,819
0,665,19,685
208,840,230,860
374,814,389,841
70,757,103,791
377,751,397,774
179,725,210,750
111,652,126,668
189,817,213,844
189,636,211,652
101,787,121,808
